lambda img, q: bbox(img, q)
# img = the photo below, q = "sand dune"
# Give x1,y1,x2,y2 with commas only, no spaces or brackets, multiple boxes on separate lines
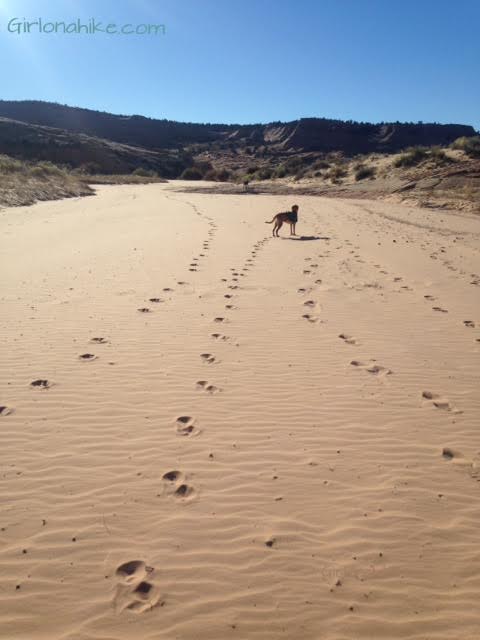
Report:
1,182,479,639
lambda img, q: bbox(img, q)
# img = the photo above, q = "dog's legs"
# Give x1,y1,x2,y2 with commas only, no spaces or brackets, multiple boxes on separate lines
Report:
275,221,283,237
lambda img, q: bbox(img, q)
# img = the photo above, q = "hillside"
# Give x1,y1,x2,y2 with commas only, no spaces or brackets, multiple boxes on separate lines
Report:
0,100,478,211
0,100,475,155
0,117,190,176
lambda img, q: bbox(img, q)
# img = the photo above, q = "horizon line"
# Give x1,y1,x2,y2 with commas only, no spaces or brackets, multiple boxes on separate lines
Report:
0,98,477,132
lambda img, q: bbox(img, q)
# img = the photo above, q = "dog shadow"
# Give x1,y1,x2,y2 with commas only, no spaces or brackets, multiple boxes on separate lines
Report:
285,235,330,241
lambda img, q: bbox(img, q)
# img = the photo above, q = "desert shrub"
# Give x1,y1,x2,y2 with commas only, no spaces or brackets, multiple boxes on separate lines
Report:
31,162,65,177
78,162,103,175
394,146,428,167
312,159,330,170
247,165,259,174
203,169,217,181
273,165,287,178
216,168,231,182
194,160,214,174
255,167,273,180
132,167,157,178
428,146,455,165
0,155,24,173
355,165,376,181
180,167,203,180
451,136,480,158
284,156,306,173
327,165,347,180
429,146,446,161
294,169,306,181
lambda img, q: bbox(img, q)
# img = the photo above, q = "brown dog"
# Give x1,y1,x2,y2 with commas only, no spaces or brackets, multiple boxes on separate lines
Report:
265,205,299,237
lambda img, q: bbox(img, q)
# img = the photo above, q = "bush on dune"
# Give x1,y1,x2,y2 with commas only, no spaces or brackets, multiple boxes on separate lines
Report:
0,155,24,173
132,167,158,178
395,145,457,168
394,146,428,167
354,165,376,181
451,136,480,158
180,167,203,180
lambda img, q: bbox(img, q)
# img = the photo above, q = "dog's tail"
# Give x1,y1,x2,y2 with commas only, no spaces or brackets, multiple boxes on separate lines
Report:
265,216,276,224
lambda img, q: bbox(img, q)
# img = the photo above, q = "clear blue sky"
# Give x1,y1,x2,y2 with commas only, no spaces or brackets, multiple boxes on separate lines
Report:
0,0,478,129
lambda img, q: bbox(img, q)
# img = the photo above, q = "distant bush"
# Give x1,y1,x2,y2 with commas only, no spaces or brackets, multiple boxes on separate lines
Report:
312,159,330,170
284,156,306,173
0,156,66,178
355,165,376,181
180,167,203,180
203,169,217,181
428,146,455,165
394,146,428,167
0,155,24,173
203,168,231,181
327,165,347,181
273,165,287,179
247,165,259,174
451,135,480,158
216,168,231,182
429,146,446,161
30,162,65,177
132,167,158,178
78,161,103,175
255,167,273,181
194,160,214,174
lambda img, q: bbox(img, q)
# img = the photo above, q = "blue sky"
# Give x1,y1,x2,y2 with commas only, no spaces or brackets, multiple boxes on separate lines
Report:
0,0,478,129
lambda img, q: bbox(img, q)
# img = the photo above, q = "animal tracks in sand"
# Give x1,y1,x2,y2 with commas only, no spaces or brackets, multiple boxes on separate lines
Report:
211,333,229,341
162,470,197,500
441,448,480,482
339,333,357,345
175,415,201,437
114,560,162,614
200,353,216,364
196,380,221,394
422,391,462,414
350,360,393,376
30,379,51,389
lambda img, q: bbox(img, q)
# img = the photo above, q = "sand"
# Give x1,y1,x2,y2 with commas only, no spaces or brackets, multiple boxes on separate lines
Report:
1,182,479,640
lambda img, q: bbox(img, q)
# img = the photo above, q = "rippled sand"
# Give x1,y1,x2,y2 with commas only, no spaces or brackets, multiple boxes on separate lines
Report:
1,183,479,639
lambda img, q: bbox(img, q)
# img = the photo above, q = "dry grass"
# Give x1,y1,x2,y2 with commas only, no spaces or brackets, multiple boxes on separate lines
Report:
82,174,167,185
0,155,93,208
0,155,170,208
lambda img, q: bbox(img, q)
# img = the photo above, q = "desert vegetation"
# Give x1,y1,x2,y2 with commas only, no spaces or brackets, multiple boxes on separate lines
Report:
0,154,93,207
451,135,480,158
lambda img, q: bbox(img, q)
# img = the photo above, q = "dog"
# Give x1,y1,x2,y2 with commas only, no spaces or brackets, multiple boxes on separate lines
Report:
265,205,299,237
